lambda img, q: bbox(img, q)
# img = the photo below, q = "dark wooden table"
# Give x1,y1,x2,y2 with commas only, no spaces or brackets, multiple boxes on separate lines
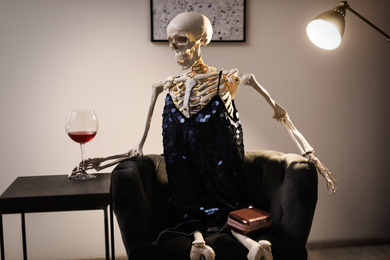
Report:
0,173,115,260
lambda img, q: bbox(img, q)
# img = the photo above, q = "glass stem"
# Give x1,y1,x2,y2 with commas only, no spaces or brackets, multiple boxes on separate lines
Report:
80,143,86,174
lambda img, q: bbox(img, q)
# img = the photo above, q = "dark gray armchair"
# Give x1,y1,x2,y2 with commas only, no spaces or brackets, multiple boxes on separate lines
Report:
111,150,318,260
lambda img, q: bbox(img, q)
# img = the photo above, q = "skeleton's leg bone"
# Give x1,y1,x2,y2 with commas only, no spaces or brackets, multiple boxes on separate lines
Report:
190,231,215,260
231,230,273,260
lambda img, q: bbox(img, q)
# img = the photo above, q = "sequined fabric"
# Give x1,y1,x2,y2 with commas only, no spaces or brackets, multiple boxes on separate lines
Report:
162,87,247,226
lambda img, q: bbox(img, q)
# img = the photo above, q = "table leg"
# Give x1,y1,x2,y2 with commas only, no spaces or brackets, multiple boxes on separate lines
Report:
110,205,115,259
21,213,27,260
110,173,115,260
104,208,109,260
0,213,4,260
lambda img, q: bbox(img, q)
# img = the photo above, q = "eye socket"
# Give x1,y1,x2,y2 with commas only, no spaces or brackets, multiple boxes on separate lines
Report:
168,38,177,50
175,36,188,45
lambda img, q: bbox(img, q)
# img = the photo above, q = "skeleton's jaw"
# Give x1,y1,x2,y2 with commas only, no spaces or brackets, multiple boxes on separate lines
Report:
175,44,201,70
176,53,194,70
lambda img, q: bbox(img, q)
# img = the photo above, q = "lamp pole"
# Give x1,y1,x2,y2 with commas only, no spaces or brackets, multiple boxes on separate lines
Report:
341,1,390,42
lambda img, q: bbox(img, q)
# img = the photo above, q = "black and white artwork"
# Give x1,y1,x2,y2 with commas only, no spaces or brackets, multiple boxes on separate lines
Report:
151,0,246,42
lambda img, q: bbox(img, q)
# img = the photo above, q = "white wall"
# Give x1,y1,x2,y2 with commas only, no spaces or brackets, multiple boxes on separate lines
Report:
0,0,389,259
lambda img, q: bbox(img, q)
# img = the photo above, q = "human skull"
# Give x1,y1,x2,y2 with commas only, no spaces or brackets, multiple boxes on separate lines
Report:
167,12,213,70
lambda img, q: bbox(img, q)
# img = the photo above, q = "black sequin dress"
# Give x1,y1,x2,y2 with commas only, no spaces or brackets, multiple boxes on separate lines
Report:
162,72,247,227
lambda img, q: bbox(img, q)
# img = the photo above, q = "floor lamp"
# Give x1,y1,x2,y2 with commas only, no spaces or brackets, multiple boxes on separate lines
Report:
306,1,390,50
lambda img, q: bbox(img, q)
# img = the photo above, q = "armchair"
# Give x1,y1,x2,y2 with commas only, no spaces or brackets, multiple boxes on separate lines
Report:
111,150,318,260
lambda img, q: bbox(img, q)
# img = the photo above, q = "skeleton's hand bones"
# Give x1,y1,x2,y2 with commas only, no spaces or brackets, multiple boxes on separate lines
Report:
70,144,143,176
306,153,337,194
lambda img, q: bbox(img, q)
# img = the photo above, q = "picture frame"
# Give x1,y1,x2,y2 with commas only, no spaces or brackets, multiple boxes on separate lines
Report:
151,0,246,42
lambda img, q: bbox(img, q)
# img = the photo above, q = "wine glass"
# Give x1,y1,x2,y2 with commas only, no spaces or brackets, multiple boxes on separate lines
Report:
65,109,98,180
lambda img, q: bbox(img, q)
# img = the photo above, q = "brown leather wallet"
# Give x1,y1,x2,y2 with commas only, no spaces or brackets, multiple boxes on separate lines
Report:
227,207,272,235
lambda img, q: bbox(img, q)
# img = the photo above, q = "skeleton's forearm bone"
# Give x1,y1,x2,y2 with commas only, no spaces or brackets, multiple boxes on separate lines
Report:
281,118,314,155
280,117,337,194
282,117,337,194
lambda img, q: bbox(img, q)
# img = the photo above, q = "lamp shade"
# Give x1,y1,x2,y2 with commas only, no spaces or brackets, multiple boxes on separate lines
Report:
307,6,346,50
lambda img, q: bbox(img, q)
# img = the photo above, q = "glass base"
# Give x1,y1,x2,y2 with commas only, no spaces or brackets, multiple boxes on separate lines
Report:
69,173,97,180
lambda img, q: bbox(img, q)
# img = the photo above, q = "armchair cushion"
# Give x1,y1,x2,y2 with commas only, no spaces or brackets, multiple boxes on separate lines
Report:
112,150,318,260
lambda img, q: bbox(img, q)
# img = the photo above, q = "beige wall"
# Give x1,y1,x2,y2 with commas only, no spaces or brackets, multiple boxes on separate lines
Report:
1,0,389,259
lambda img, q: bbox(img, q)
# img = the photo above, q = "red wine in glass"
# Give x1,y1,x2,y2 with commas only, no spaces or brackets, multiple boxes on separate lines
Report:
68,131,97,144
65,110,98,180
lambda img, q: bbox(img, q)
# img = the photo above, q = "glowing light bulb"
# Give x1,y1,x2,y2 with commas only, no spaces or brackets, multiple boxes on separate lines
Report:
307,19,342,50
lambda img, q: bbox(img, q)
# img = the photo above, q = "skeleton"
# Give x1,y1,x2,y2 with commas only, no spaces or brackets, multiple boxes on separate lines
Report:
71,12,337,260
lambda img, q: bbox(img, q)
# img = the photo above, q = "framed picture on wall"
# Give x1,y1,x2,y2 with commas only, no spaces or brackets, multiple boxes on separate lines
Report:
151,0,246,42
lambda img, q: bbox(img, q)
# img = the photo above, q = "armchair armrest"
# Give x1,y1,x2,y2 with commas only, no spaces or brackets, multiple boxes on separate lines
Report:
244,150,318,246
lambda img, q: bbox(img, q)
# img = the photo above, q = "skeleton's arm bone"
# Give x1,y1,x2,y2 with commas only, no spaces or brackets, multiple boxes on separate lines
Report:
281,118,314,155
241,73,312,154
131,82,164,155
241,74,288,120
280,117,338,194
241,73,337,194
283,119,337,195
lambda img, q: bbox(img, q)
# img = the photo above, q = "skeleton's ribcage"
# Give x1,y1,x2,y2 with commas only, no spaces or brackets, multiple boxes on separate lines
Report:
168,79,233,118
